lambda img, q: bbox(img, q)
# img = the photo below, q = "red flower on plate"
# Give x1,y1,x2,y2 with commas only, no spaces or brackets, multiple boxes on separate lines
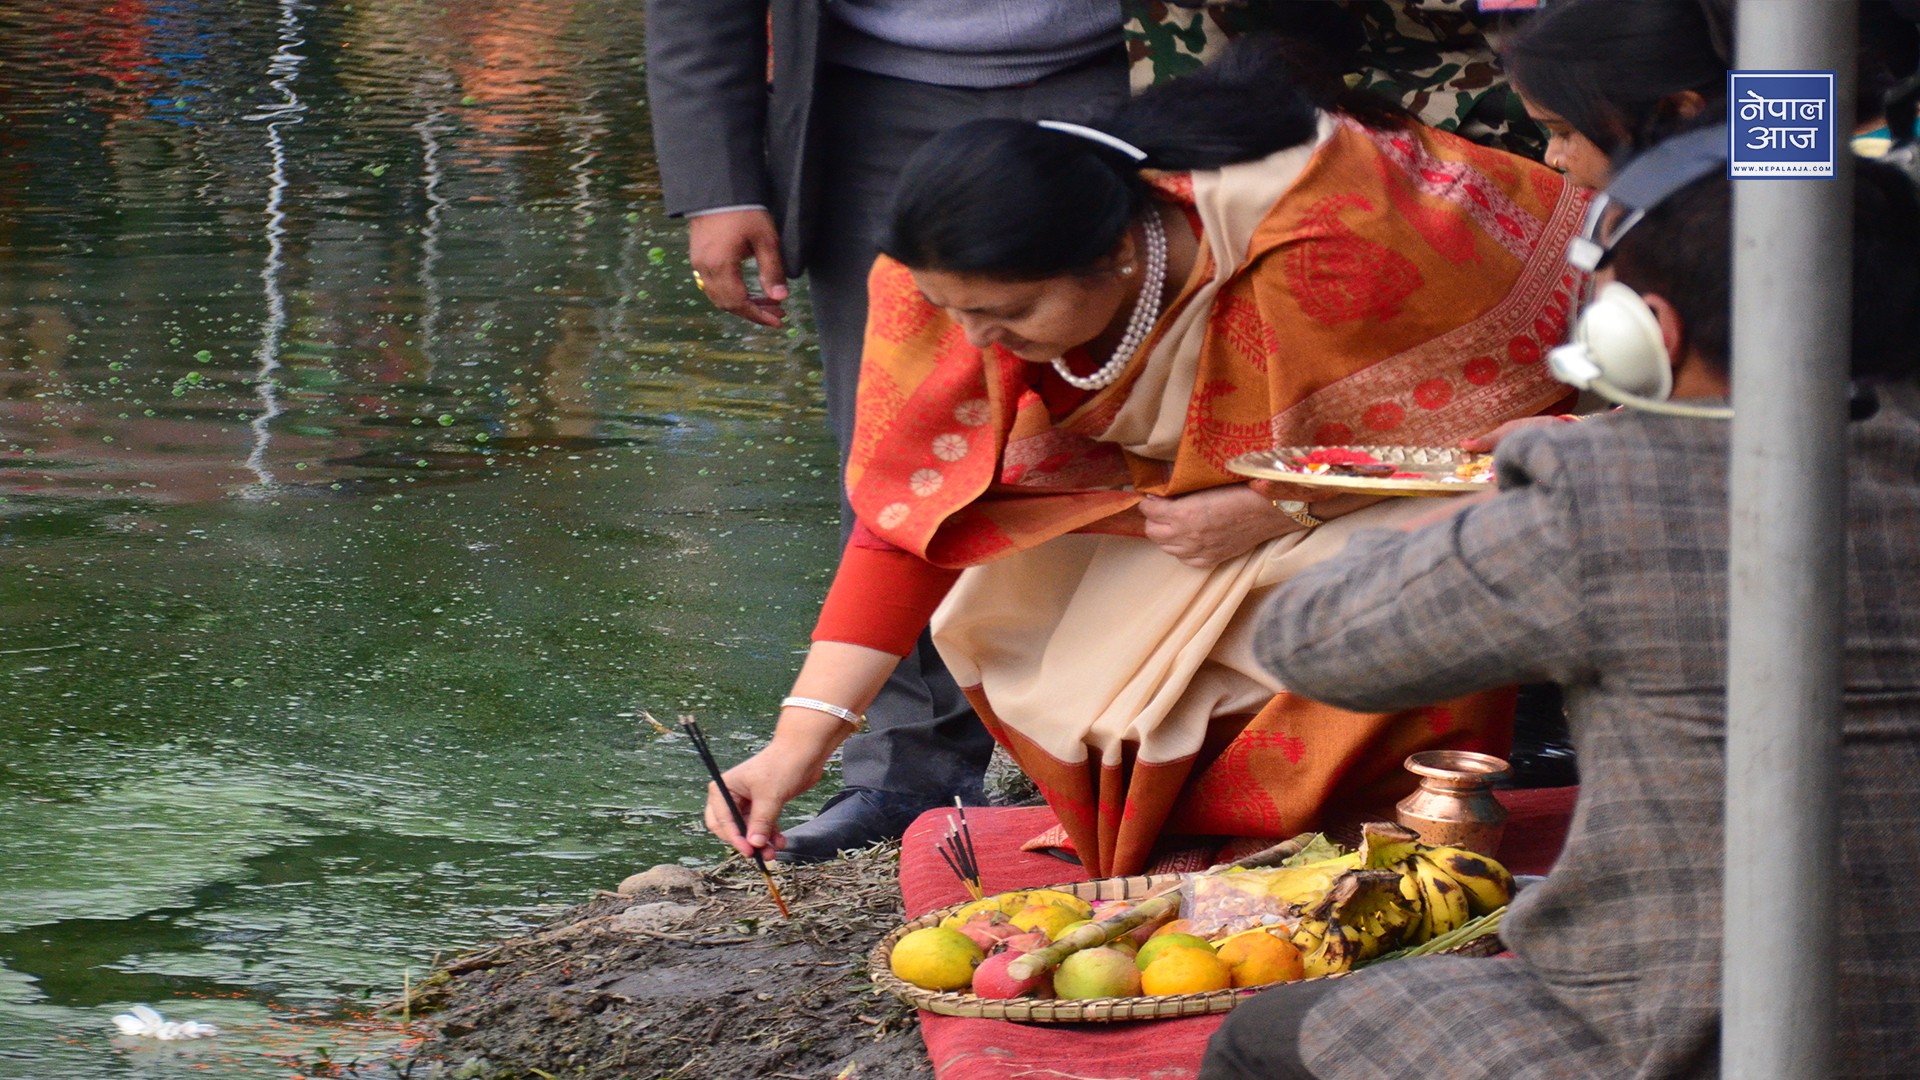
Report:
1296,448,1382,466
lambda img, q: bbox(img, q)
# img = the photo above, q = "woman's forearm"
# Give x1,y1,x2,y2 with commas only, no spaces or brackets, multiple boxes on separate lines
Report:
770,640,907,765
1301,491,1384,526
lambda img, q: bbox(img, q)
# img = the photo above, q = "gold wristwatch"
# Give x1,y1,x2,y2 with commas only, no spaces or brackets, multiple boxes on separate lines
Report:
1274,499,1324,530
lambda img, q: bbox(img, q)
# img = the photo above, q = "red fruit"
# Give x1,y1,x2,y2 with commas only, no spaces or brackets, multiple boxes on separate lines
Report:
956,914,1022,953
972,951,1051,999
1001,931,1052,954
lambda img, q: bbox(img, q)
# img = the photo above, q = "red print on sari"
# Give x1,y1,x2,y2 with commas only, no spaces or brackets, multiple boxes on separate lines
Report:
1209,295,1281,370
1284,193,1423,325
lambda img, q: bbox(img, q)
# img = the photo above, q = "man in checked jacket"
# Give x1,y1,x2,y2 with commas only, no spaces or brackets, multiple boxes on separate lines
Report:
1204,164,1920,1077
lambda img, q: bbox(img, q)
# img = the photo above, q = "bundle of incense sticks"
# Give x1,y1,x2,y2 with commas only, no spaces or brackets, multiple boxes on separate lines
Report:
679,716,790,919
938,798,983,900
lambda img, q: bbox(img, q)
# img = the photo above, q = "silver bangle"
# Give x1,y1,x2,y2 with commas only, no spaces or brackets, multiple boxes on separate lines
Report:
780,696,866,731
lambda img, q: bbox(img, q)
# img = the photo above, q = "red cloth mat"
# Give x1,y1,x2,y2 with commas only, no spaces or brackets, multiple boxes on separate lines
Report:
899,788,1577,1080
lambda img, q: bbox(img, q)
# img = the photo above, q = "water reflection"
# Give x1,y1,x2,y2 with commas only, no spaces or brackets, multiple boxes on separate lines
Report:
239,0,305,493
1,1,836,1075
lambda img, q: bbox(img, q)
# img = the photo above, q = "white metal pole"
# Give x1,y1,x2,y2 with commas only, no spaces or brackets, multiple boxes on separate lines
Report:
1724,4,1856,1078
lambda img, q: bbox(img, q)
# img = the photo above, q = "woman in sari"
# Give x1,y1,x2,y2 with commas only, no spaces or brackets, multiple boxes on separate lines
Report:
706,40,1588,877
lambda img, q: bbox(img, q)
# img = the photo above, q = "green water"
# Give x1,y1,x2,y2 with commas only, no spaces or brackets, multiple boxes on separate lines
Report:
0,2,841,1074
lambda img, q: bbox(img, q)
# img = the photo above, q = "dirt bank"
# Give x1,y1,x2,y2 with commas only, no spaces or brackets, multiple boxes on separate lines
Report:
399,843,930,1080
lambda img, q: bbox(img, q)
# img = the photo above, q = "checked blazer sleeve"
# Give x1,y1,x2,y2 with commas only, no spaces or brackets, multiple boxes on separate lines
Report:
1253,431,1599,711
644,0,774,217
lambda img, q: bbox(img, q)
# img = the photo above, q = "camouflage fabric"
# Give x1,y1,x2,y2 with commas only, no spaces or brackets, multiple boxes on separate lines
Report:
1121,0,1548,159
1121,1,1274,91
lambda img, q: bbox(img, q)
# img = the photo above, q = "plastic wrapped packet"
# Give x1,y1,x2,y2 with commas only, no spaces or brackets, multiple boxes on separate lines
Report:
1181,869,1306,940
1179,836,1350,939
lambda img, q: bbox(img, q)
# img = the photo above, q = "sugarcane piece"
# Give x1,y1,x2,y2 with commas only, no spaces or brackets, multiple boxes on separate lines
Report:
1004,832,1317,983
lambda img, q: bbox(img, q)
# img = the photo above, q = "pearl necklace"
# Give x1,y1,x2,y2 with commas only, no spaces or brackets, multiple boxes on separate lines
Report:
1051,209,1168,392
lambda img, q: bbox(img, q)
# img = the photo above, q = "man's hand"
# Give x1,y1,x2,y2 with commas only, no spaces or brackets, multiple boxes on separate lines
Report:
1140,485,1297,569
688,208,789,328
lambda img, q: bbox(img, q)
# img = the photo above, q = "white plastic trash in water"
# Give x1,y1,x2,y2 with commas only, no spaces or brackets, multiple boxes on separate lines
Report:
110,1004,219,1040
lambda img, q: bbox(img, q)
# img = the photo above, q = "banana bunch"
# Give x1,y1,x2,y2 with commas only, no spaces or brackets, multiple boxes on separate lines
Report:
1290,869,1416,976
1285,823,1515,977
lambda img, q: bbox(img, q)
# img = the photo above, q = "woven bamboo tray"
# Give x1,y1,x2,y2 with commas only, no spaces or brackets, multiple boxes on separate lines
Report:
869,873,1503,1023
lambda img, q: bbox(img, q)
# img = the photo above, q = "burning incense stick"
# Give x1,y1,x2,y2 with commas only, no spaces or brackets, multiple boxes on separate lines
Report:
679,716,790,919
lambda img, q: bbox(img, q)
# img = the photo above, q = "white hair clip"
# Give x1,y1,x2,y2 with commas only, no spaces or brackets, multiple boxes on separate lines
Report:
1036,120,1148,162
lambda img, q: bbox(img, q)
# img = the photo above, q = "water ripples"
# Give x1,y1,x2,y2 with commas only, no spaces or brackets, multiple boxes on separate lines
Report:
0,2,838,1075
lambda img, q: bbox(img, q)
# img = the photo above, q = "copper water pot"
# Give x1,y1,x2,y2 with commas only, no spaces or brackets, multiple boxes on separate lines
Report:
1394,750,1511,857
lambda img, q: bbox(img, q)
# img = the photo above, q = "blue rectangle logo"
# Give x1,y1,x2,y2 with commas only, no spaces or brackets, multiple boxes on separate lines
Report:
1728,70,1837,178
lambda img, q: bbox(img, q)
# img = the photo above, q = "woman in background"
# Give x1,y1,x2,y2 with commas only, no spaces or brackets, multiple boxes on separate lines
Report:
1502,0,1726,191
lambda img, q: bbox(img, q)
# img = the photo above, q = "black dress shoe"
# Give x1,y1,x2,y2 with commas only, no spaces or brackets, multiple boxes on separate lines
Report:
775,787,956,863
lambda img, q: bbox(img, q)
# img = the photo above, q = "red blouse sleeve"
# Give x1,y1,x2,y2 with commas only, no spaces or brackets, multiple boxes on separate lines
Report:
812,523,963,656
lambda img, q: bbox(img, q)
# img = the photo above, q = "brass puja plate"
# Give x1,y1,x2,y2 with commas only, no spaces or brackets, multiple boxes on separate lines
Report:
1227,446,1495,497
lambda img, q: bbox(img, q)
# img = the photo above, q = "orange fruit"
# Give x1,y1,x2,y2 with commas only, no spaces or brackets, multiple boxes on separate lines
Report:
1148,918,1195,940
1216,931,1305,987
1134,933,1214,971
1140,947,1233,996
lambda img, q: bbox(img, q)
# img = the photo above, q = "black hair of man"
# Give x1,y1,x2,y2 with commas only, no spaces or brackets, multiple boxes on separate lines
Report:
1608,161,1920,382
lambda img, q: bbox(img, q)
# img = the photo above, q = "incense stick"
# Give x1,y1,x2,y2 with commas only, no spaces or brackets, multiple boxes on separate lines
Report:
955,798,983,894
941,815,982,899
934,843,973,898
679,717,791,919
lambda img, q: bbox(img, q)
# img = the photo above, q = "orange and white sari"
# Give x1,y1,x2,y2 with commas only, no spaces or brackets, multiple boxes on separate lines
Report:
847,115,1586,876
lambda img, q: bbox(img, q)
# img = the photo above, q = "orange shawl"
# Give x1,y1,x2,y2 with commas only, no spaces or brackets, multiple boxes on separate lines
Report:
848,117,1587,567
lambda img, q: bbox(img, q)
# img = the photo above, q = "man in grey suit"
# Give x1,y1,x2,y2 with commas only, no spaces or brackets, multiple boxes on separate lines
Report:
1204,162,1920,1078
645,1,1130,859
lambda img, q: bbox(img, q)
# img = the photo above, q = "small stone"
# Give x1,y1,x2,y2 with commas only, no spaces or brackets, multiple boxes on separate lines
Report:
617,864,703,896
611,901,701,932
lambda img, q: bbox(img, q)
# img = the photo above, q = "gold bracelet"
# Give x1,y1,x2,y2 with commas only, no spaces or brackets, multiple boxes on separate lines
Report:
1272,498,1324,530
780,696,866,732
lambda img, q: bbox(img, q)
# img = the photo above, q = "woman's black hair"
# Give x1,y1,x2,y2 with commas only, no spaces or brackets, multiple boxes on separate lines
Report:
1504,0,1727,156
878,36,1402,280
1609,160,1920,382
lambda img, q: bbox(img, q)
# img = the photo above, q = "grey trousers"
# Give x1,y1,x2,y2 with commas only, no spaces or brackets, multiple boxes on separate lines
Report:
1198,978,1335,1080
805,58,1128,799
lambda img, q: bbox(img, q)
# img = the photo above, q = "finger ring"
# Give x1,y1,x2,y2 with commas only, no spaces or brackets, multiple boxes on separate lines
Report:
692,270,706,292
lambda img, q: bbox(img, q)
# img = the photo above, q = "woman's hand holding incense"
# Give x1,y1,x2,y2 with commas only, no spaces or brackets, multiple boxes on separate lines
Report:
703,641,899,860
